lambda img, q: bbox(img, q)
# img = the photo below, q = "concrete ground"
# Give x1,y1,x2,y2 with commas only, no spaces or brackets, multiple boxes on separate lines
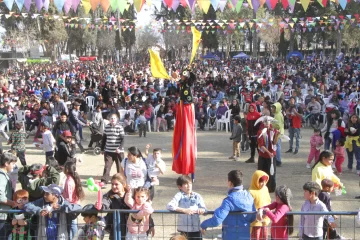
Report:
9,125,360,239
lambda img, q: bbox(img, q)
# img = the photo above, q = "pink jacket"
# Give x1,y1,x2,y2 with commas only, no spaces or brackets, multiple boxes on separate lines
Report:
310,135,323,149
334,146,345,159
63,176,79,204
125,192,154,235
262,202,291,239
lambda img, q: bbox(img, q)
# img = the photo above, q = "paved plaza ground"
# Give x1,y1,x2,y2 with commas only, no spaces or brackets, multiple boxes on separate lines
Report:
8,126,360,239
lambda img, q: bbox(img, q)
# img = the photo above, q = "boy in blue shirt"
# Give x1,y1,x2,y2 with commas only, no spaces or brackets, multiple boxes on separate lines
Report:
167,175,206,240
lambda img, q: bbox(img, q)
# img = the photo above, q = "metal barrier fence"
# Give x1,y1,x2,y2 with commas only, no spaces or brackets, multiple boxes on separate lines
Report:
1,209,360,239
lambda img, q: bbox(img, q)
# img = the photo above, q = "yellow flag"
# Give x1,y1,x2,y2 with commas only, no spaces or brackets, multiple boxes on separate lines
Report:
190,26,202,64
149,49,171,79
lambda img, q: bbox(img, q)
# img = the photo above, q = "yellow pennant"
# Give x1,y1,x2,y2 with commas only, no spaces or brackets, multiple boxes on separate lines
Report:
190,26,202,64
148,49,171,79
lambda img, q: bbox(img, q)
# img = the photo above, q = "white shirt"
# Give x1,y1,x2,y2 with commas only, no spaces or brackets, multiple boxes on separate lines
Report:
121,158,148,188
145,155,166,178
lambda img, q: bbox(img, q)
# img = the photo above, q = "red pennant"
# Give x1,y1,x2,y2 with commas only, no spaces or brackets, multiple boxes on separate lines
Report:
322,0,327,7
281,0,288,9
164,0,173,8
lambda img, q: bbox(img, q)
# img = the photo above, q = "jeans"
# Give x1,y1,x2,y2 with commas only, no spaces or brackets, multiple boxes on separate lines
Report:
79,125,83,139
45,151,54,164
75,130,85,152
288,127,300,151
16,150,26,166
101,152,124,183
69,219,77,240
276,138,282,163
0,220,10,239
347,140,360,170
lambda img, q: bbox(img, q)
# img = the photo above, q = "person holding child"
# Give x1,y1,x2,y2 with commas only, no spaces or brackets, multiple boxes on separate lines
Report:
167,175,206,240
200,170,256,239
124,187,154,240
258,185,294,239
249,170,271,240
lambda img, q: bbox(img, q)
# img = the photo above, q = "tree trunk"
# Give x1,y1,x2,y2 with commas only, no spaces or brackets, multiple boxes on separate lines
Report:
336,30,342,56
253,11,257,57
289,30,295,52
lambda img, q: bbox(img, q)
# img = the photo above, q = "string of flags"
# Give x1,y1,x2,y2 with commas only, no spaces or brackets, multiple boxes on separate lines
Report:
1,0,354,14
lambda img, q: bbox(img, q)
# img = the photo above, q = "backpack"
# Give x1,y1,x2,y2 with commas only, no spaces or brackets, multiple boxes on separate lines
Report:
123,158,152,188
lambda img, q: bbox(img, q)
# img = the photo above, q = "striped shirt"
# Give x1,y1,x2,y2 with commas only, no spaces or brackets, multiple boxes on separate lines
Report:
101,123,125,153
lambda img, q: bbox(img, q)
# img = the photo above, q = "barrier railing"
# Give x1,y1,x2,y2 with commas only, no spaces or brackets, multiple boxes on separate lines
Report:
1,209,359,239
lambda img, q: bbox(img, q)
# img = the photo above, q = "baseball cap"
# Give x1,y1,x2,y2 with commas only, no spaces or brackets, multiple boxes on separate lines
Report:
41,184,63,196
62,130,73,138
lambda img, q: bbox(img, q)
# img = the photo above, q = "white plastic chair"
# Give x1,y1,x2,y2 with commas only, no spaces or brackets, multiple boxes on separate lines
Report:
14,110,26,130
323,98,330,105
118,110,128,126
86,96,95,111
216,109,231,133
128,109,136,120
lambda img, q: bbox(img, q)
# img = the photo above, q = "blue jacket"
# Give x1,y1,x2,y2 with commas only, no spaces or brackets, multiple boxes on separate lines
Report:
200,186,256,240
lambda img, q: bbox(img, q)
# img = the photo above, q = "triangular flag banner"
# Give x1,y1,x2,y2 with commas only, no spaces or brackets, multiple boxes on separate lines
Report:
43,0,50,11
200,0,211,13
3,0,14,10
35,0,43,11
100,0,110,12
118,0,127,13
171,0,180,11
300,0,310,11
190,26,202,64
210,0,220,9
235,0,243,12
153,0,163,11
259,0,265,7
54,0,65,12
24,0,31,11
90,0,100,11
187,0,196,9
251,0,260,12
338,0,347,9
64,0,72,13
149,49,171,79
15,0,24,10
231,0,238,8
316,0,323,6
81,0,92,13
163,0,173,8
110,0,118,10
218,0,227,11
281,0,288,9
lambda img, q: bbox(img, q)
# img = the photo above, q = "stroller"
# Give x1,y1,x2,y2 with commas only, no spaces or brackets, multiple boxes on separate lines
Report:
89,122,103,155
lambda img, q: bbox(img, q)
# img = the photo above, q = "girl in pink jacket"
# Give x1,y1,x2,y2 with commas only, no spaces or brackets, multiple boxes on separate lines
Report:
307,129,324,169
125,187,154,240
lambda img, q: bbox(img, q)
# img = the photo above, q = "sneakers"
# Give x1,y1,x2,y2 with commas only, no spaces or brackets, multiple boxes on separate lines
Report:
293,150,298,154
276,162,282,167
306,164,311,169
228,156,235,160
245,158,255,163
285,149,292,153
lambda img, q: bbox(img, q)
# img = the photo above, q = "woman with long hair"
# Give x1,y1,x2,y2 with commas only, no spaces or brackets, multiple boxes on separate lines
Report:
344,114,360,174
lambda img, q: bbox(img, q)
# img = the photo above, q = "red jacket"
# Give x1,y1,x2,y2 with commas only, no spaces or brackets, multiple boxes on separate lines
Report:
257,127,279,158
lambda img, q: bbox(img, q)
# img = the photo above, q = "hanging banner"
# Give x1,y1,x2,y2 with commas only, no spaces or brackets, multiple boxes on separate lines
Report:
190,26,202,64
149,49,171,79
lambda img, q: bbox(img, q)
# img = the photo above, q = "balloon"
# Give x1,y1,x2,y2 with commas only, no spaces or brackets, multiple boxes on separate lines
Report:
87,178,105,210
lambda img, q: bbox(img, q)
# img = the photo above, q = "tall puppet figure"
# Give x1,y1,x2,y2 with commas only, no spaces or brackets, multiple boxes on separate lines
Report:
172,69,197,178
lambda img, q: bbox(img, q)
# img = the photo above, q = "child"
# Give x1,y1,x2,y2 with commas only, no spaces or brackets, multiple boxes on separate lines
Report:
10,189,35,240
138,109,147,138
249,170,271,240
144,144,166,186
208,103,217,129
24,183,81,240
77,204,106,240
240,113,249,152
299,182,335,239
101,173,130,240
36,121,56,164
229,116,242,161
258,185,294,239
318,179,341,239
8,122,27,166
125,187,154,239
156,105,167,132
167,175,206,240
333,138,345,175
307,129,324,169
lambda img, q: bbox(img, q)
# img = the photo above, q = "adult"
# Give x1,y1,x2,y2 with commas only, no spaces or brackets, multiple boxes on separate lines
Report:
0,152,17,239
194,98,208,131
271,102,284,167
56,131,77,166
69,101,88,153
53,93,69,116
200,170,256,239
344,114,360,174
285,97,304,154
322,109,345,151
100,113,125,184
52,111,76,146
18,163,60,201
257,117,279,192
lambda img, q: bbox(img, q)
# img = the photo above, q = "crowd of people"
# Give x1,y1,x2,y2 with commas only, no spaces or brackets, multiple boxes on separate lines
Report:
0,55,357,239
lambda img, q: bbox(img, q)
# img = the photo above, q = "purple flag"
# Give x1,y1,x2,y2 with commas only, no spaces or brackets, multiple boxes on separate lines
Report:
251,0,260,12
